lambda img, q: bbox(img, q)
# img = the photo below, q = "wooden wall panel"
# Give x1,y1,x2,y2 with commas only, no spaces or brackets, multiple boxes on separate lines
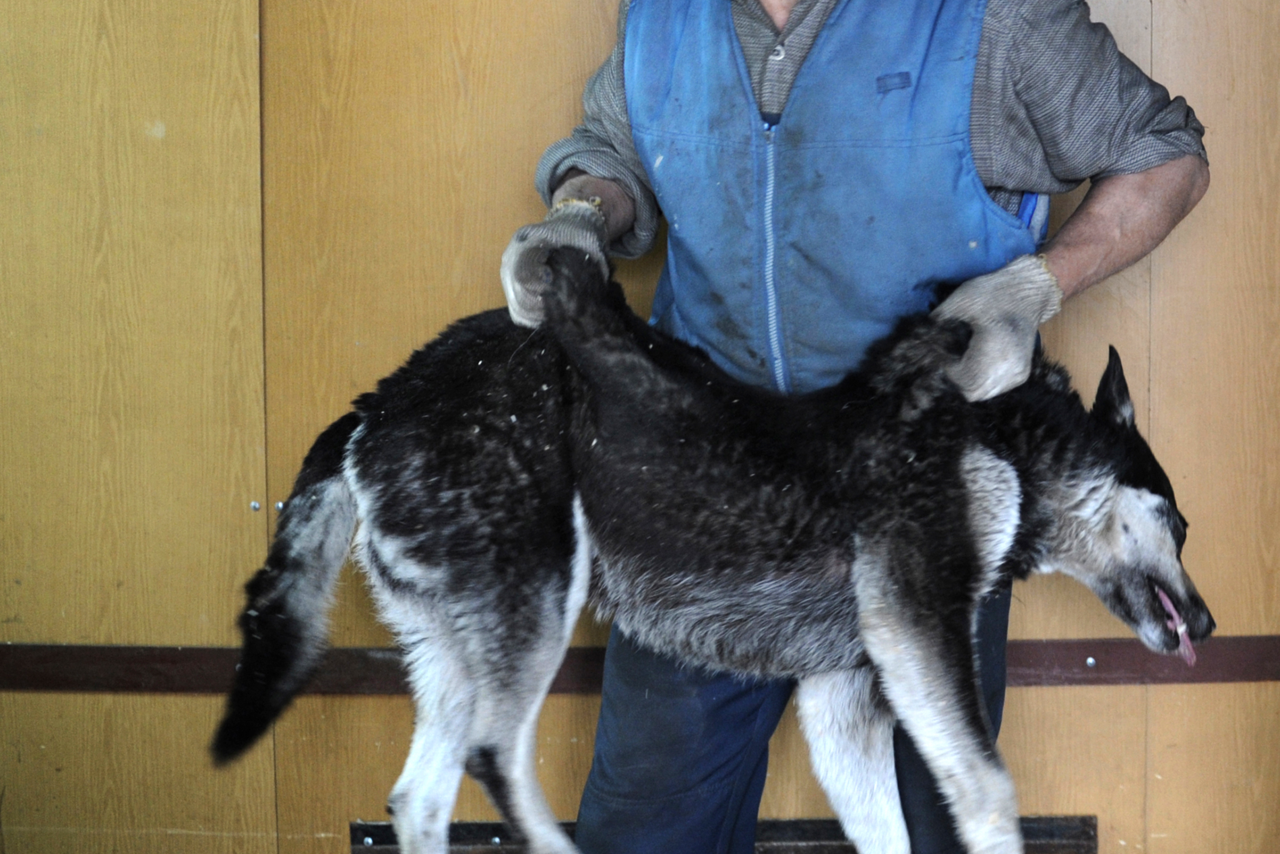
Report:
1002,686,1148,853
1149,0,1280,637
763,685,1157,837
257,0,1277,846
0,0,265,646
259,0,621,648
1009,0,1157,643
1146,684,1280,854
0,693,277,854
273,694,601,854
759,702,835,819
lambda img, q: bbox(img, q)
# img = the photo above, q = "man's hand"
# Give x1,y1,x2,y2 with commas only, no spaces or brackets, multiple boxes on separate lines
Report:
936,154,1208,401
933,254,1063,401
501,173,635,328
500,198,609,328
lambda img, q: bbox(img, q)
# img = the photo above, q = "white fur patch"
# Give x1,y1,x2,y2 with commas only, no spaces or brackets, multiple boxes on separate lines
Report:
564,494,593,647
854,549,1023,854
797,670,909,854
1110,486,1179,566
960,445,1021,598
388,616,473,854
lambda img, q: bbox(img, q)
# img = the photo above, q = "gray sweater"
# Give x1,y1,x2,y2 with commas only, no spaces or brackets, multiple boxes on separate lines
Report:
536,0,1207,259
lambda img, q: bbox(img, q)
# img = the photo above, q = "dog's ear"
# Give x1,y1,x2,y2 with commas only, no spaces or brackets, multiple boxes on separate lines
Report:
1092,346,1135,429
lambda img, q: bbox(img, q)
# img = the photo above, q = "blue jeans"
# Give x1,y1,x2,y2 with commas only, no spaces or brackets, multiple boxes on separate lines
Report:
574,585,1012,854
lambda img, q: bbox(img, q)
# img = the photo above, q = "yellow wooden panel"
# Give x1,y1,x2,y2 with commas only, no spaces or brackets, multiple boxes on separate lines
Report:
1148,0,1280,637
1009,0,1158,644
1001,686,1148,852
759,700,836,819
272,695,410,854
260,0,621,647
1147,683,1280,854
0,693,276,854
761,685,1154,835
0,0,265,645
273,693,601,854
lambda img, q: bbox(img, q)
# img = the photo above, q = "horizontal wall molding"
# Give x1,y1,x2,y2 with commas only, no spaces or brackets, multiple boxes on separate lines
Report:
1,637,1277,696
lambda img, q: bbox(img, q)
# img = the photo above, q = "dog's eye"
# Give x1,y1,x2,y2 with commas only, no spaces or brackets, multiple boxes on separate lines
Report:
1168,509,1188,556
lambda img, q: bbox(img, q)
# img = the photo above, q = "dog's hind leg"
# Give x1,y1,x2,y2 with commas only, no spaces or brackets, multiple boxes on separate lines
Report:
854,555,1022,854
463,664,577,854
797,668,910,854
387,637,477,854
356,537,481,854
458,497,593,854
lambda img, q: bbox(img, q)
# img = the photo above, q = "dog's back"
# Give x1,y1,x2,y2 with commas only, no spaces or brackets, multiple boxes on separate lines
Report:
538,249,993,677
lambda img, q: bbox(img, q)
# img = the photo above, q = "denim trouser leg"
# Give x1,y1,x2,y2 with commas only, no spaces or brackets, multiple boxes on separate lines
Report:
894,583,1013,854
574,625,794,854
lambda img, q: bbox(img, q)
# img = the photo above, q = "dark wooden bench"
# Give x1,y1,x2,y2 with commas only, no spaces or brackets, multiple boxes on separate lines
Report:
351,817,1098,853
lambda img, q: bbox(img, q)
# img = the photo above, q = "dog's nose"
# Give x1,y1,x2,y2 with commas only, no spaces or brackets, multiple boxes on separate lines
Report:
1189,598,1216,641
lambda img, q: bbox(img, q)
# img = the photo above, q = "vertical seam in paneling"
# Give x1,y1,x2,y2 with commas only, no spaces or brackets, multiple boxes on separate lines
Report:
1146,0,1155,436
1142,684,1151,853
1142,5,1154,846
255,0,281,851
271,730,283,854
257,0,273,560
1145,257,1153,433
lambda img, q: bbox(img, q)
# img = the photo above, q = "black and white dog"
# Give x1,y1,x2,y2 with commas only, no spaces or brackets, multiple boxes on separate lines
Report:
212,250,1214,854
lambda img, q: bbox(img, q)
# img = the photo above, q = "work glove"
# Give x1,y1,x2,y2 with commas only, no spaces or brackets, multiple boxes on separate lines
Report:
933,254,1063,401
500,197,609,328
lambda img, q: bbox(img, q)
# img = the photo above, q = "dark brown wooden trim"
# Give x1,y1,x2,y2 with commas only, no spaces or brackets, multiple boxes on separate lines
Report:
1006,636,1280,686
1,637,1276,695
0,644,241,694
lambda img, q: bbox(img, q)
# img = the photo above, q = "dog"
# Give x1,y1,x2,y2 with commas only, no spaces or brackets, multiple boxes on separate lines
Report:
212,249,1214,854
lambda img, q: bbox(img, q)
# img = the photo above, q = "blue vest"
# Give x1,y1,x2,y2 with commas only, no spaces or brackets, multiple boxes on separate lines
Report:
625,0,1040,392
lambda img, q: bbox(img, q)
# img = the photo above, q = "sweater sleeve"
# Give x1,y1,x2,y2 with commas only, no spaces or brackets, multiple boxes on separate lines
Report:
973,0,1207,195
535,0,660,259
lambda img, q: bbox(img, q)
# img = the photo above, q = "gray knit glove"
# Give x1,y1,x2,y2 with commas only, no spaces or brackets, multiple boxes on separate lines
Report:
500,199,609,328
933,254,1063,401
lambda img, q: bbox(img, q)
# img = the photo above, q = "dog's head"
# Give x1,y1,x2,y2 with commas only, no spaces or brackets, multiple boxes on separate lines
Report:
1046,348,1215,665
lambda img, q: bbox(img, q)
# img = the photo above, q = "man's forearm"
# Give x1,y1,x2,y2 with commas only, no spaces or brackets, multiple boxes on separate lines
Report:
552,170,637,246
1042,154,1210,298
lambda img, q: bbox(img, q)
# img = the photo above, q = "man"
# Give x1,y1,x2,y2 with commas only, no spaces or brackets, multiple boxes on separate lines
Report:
501,0,1209,851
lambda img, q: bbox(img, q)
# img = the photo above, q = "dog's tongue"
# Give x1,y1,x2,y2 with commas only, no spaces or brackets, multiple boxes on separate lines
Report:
1157,587,1196,667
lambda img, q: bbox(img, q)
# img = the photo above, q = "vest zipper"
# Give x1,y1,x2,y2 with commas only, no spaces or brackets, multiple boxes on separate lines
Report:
762,124,789,393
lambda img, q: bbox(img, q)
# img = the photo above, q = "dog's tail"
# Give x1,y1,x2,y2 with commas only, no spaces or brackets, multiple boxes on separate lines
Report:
211,411,362,765
541,245,630,333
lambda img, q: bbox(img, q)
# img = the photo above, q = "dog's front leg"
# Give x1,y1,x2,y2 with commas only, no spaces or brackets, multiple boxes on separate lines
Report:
854,561,1022,854
796,668,909,854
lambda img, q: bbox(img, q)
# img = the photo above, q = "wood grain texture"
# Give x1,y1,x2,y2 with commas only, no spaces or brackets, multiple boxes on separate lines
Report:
1001,687,1148,854
0,0,266,646
259,0,620,649
0,693,276,854
759,701,836,820
1143,13,1280,848
1149,0,1280,638
273,694,602,854
1146,683,1280,854
1009,0,1156,643
249,0,1275,844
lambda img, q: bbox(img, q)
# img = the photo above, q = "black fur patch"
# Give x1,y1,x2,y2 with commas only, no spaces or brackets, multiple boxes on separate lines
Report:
465,747,524,843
